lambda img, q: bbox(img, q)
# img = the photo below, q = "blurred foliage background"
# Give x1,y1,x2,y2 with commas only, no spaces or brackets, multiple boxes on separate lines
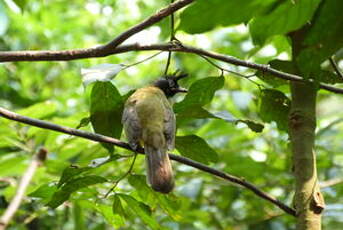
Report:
0,0,342,229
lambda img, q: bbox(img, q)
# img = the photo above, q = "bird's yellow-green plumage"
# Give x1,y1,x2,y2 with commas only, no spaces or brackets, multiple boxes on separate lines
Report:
122,86,175,193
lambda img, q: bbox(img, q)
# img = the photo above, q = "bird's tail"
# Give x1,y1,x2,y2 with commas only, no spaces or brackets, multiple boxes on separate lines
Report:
143,130,174,193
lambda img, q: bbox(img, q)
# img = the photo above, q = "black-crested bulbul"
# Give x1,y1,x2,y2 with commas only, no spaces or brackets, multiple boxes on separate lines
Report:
122,74,187,193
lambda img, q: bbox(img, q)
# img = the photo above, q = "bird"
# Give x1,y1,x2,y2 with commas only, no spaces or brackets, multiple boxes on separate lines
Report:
122,73,187,193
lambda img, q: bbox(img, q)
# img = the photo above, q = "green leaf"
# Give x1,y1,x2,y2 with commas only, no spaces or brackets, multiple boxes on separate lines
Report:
179,0,276,34
90,82,124,153
73,201,86,230
118,194,159,230
76,117,90,129
256,60,295,87
316,70,343,84
96,203,125,228
112,194,126,218
174,76,224,113
81,64,124,86
47,175,107,209
258,89,290,132
237,120,264,133
128,174,181,220
57,165,92,188
29,183,58,203
128,174,154,202
12,0,27,10
296,0,343,77
249,0,321,45
175,135,218,164
17,101,57,119
176,106,217,121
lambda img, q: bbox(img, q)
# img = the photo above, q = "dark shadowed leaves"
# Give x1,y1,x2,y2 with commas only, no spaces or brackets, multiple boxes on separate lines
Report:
90,82,123,153
256,60,295,87
117,194,159,229
249,0,321,45
57,165,92,188
258,89,290,131
237,120,264,133
29,183,58,203
296,0,343,78
47,175,107,209
175,135,218,164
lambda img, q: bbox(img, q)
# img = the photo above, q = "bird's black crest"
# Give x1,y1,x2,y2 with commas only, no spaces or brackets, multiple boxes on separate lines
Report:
154,73,188,97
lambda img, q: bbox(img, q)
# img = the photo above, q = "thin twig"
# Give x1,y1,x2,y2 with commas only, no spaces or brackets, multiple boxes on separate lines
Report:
0,106,296,217
164,0,176,75
164,50,173,75
123,51,164,69
199,54,263,89
0,148,47,230
102,0,194,50
316,118,343,137
320,178,343,188
329,57,343,80
103,153,138,198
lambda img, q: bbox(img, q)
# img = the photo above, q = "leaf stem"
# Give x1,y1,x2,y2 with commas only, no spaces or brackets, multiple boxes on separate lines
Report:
103,153,138,198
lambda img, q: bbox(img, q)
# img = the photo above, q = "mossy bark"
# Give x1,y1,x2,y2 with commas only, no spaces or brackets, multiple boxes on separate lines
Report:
289,81,324,230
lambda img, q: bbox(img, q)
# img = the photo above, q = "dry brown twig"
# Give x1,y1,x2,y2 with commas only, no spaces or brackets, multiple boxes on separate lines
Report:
0,148,47,230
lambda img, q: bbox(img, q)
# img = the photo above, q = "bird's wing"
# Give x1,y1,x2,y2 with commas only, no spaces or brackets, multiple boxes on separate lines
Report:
163,99,176,151
122,101,142,150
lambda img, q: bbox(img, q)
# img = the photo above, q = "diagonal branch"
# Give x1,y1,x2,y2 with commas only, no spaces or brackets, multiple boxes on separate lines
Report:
0,148,47,230
102,0,194,50
1,43,343,94
0,0,194,62
0,106,296,217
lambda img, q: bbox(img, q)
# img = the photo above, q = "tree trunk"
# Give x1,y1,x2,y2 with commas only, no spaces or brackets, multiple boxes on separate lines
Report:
289,81,324,230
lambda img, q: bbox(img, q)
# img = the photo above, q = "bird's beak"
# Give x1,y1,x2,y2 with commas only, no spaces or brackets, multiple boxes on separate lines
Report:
173,87,188,93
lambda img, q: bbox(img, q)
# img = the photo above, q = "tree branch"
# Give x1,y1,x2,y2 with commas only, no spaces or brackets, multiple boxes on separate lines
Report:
0,0,194,62
0,148,47,230
320,178,343,188
329,57,343,80
102,0,194,51
1,43,343,94
0,106,296,217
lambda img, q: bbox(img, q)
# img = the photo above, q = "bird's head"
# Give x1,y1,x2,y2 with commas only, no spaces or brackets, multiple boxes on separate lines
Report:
154,73,188,97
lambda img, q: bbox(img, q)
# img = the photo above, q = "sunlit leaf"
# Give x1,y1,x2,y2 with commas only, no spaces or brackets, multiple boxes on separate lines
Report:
174,76,224,113
81,64,124,87
180,0,276,34
29,182,58,203
17,101,57,119
112,194,126,217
